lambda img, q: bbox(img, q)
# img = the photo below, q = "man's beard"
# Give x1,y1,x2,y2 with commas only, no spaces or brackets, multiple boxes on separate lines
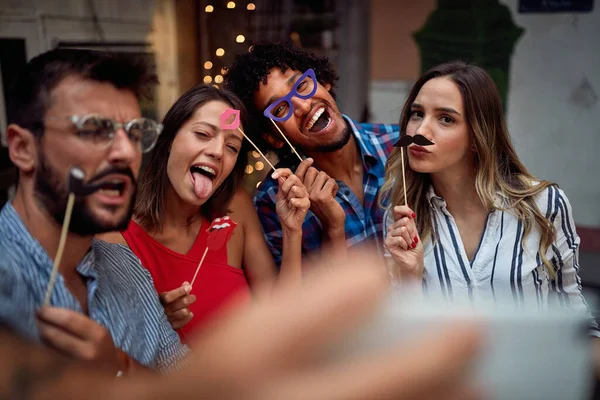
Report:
310,122,352,153
34,153,135,236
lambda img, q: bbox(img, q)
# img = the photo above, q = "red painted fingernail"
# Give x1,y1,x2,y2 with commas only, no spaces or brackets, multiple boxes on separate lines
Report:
414,237,418,244
412,242,417,248
411,212,416,218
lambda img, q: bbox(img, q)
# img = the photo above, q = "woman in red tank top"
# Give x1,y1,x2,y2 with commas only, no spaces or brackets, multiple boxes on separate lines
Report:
100,85,309,340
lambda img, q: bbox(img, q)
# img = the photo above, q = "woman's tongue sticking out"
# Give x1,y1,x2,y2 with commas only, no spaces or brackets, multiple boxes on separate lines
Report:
192,170,213,198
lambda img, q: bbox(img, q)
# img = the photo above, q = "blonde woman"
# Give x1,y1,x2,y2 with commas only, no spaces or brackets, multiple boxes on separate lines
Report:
380,61,598,336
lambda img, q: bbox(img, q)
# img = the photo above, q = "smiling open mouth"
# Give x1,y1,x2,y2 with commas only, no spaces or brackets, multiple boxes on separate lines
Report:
306,107,332,133
190,165,216,180
97,181,126,196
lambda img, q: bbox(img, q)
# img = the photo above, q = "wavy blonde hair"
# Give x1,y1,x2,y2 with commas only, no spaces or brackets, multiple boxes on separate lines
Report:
380,61,557,277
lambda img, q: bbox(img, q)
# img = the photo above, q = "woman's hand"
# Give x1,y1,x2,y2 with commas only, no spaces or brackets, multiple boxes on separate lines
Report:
384,206,424,282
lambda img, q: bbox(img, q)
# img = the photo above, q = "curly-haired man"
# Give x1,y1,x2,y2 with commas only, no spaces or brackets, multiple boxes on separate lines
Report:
224,41,399,265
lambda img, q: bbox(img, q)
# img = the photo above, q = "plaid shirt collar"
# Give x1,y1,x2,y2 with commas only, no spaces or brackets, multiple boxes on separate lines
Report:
345,115,380,169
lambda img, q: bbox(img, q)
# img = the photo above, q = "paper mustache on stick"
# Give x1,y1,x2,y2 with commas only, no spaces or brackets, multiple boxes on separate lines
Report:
67,168,122,196
393,134,434,148
394,135,434,208
43,167,121,305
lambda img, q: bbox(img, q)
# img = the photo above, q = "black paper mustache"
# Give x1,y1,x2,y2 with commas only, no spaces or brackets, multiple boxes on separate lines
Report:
68,166,136,196
393,134,434,148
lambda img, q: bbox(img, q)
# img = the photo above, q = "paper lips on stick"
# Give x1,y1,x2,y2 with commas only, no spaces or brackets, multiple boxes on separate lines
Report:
206,216,238,251
222,108,276,171
190,216,238,286
220,108,240,130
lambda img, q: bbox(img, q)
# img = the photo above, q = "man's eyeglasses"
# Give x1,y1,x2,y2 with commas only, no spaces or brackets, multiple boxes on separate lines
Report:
263,69,318,122
46,114,162,153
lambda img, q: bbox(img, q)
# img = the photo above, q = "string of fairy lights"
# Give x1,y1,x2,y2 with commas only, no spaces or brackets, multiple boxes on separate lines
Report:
202,1,256,86
203,2,267,187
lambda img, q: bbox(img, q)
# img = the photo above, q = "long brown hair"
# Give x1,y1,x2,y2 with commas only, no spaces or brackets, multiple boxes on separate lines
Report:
380,61,557,277
135,84,249,232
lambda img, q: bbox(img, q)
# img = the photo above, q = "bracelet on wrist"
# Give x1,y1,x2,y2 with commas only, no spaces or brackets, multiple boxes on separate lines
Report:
116,350,131,378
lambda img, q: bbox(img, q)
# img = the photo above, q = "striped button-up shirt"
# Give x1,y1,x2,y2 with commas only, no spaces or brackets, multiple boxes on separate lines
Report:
0,203,190,371
255,116,400,266
384,185,599,335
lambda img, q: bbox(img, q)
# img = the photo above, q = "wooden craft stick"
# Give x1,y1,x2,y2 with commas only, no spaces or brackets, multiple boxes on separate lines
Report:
190,248,209,287
400,148,408,207
269,118,303,162
237,127,275,170
43,192,76,305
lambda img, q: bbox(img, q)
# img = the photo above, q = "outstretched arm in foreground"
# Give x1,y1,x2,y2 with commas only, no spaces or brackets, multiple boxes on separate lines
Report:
0,251,481,400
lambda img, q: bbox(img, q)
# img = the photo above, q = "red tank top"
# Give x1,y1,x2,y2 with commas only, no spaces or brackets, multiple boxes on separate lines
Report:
122,218,250,339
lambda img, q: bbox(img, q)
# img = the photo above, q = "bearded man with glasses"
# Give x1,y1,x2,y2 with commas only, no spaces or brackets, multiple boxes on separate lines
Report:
0,48,188,375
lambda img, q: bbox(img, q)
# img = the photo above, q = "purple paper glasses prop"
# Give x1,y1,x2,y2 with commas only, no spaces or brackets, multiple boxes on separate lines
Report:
263,69,318,122
220,108,241,130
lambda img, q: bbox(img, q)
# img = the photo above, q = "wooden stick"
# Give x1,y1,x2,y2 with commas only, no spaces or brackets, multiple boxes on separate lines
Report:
190,247,209,287
269,118,303,162
400,148,408,207
44,192,76,305
237,127,275,170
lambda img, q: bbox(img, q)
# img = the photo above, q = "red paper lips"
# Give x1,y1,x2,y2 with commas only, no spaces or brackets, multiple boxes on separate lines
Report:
206,216,237,251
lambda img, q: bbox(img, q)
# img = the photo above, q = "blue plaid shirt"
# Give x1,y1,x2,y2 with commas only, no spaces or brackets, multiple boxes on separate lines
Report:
254,116,400,266
0,203,189,373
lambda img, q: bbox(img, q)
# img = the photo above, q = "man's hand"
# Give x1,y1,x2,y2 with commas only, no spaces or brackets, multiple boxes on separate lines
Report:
159,282,197,330
36,306,122,372
294,158,346,234
272,168,311,233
